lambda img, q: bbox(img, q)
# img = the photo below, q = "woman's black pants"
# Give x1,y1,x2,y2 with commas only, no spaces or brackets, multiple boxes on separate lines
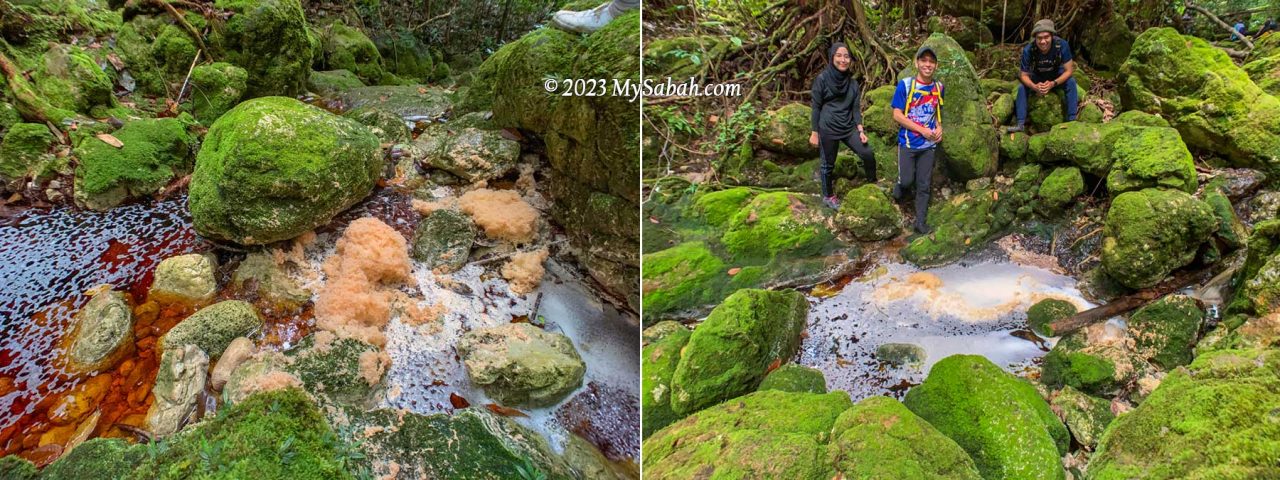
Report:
817,132,876,198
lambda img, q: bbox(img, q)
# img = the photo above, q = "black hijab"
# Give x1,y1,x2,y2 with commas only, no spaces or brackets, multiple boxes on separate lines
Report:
820,42,852,100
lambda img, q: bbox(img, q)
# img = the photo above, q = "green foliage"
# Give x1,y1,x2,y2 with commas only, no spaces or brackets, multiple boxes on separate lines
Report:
713,101,760,156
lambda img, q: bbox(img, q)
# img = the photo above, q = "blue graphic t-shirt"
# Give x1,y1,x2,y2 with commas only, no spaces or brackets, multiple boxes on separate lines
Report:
891,77,943,149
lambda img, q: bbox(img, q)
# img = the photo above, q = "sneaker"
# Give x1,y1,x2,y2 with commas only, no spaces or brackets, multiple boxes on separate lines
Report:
550,2,616,33
823,196,841,210
1005,124,1025,133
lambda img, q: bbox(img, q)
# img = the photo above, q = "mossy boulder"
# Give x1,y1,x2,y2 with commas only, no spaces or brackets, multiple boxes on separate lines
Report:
456,323,586,407
1027,298,1078,337
317,21,384,85
876,342,926,366
306,69,365,94
1086,348,1280,479
1104,126,1197,194
32,43,115,115
643,389,853,479
758,364,827,394
39,437,145,479
0,455,36,479
213,0,315,97
641,321,691,439
1127,294,1203,370
231,251,311,311
671,289,809,415
343,407,575,479
187,62,247,123
898,33,997,181
1228,220,1280,317
1026,84,1087,132
1036,166,1084,214
1101,188,1217,289
189,96,382,245
1079,14,1135,71
133,387,355,479
343,106,411,144
1204,184,1249,250
411,209,475,272
0,122,57,190
829,395,982,479
161,300,263,358
1041,330,1135,395
73,116,197,211
720,191,833,261
148,253,218,305
284,334,383,405
338,85,451,120
414,127,520,183
862,84,899,138
756,103,818,158
1121,28,1280,177
902,165,1040,267
1049,386,1114,450
903,355,1068,480
835,184,901,241
640,242,725,318
62,288,134,374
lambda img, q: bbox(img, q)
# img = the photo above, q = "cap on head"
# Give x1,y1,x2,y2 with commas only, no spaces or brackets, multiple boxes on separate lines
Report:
915,45,937,61
1032,19,1056,36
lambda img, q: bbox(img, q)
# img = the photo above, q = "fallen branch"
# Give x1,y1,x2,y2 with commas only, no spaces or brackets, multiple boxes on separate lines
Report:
0,50,59,126
1048,265,1218,335
1186,1,1254,50
412,8,455,31
151,0,210,56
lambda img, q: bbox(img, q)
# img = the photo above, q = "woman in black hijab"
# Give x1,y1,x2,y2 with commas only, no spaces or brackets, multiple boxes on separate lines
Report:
809,42,876,209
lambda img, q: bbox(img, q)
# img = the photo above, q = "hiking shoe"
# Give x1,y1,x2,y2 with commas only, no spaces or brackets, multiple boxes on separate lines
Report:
823,195,841,210
1005,124,1026,133
914,222,933,234
550,1,619,33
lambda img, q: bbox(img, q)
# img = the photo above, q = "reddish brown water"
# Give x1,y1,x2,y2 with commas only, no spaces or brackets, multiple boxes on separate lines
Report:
0,198,200,462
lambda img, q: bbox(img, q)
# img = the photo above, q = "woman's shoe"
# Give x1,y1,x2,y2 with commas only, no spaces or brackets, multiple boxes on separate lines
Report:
823,195,841,210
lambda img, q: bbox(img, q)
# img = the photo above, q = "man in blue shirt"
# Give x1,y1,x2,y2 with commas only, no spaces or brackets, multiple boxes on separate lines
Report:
1006,19,1077,133
1233,21,1247,40
891,45,944,234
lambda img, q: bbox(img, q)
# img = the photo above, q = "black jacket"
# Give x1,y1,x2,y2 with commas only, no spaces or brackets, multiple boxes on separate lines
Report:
810,74,863,139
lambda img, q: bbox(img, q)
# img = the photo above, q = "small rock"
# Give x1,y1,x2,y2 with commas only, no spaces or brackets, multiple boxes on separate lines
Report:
757,364,827,393
876,342,925,366
145,344,208,437
414,127,520,183
410,209,475,272
1026,298,1078,337
232,251,311,312
149,253,218,305
1050,385,1115,450
1212,168,1267,200
161,300,263,358
456,323,585,407
210,337,256,391
62,288,134,375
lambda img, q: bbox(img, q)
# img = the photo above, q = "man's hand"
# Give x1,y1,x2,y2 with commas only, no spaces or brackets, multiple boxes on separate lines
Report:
930,127,943,142
809,131,819,147
1038,81,1054,95
858,131,868,144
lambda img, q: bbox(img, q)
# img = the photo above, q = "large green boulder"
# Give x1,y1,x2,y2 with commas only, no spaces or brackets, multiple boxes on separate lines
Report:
213,0,315,97
640,242,726,318
898,33,997,181
758,364,827,394
1079,14,1135,71
1049,386,1115,450
835,184,902,241
828,396,982,479
1036,166,1084,214
1121,28,1280,177
1086,348,1280,479
670,289,809,415
39,438,144,479
720,191,833,261
1041,330,1137,395
643,389,853,479
862,84,899,138
1101,188,1217,289
285,334,383,406
189,96,382,245
1027,298,1078,337
902,164,1041,266
1028,121,1195,187
317,21,384,85
32,43,114,115
1227,220,1280,317
413,127,520,182
1026,84,1087,132
903,355,1068,480
73,116,197,211
756,103,818,158
641,321,691,439
306,69,365,94
1127,294,1203,370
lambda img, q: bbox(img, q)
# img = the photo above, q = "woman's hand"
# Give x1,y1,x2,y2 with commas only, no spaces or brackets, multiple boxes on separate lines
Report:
809,131,819,147
858,131,868,144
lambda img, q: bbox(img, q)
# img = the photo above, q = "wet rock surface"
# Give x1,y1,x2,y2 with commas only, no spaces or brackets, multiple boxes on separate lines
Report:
456,323,586,407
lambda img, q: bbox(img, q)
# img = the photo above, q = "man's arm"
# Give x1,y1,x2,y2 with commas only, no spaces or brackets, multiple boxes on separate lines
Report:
1054,60,1075,87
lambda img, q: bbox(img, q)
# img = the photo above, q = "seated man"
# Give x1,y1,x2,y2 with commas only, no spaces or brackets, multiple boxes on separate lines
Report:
1006,19,1077,133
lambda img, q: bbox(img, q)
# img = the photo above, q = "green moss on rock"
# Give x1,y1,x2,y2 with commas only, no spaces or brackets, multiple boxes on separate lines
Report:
0,122,56,189
1101,188,1216,289
671,289,808,415
1127,294,1203,370
828,395,981,479
1105,126,1197,194
318,22,384,85
285,334,382,405
73,116,196,211
161,300,263,358
213,0,315,97
1027,298,1078,337
1086,348,1280,479
188,62,248,123
758,363,827,394
903,354,1068,480
755,103,817,158
640,242,726,318
835,184,902,241
189,96,382,245
40,438,144,480
643,389,853,479
306,69,365,94
32,43,115,114
720,191,833,261
1041,330,1135,395
1229,220,1280,317
1049,386,1114,450
1037,166,1084,214
642,321,691,439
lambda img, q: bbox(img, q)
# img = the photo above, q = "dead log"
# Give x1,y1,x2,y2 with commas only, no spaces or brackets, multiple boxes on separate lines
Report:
0,50,60,126
1186,1,1255,50
1048,265,1217,336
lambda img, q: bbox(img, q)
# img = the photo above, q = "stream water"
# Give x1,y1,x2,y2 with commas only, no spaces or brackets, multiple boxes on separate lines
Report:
796,247,1095,401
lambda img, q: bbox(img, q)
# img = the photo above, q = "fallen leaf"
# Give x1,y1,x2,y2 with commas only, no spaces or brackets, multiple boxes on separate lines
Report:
964,237,971,245
500,128,524,141
727,267,741,276
766,358,782,374
648,216,661,224
96,133,124,148
449,392,470,409
106,53,125,71
771,138,784,146
745,210,758,223
485,403,529,418
709,114,719,124
417,87,428,94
